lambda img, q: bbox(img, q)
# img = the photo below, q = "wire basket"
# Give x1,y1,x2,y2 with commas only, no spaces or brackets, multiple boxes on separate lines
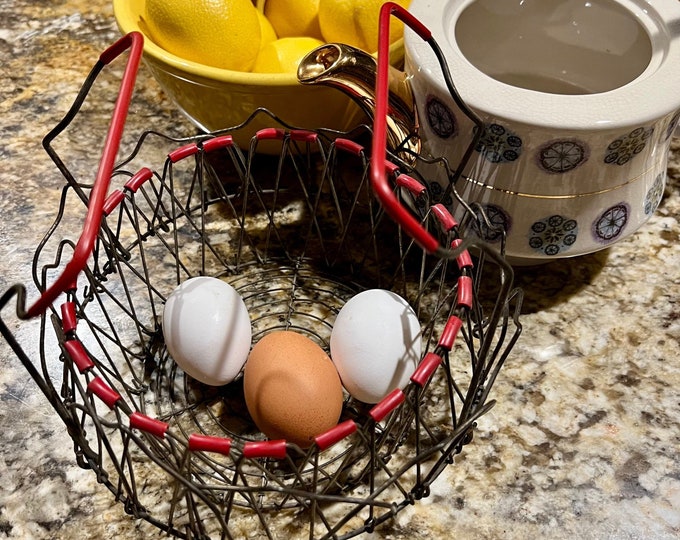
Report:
0,7,522,540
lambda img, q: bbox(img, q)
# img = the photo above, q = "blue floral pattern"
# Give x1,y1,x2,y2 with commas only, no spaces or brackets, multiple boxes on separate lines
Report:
644,173,665,215
528,215,578,256
475,204,511,243
665,112,680,141
604,127,654,166
475,123,522,163
426,180,453,207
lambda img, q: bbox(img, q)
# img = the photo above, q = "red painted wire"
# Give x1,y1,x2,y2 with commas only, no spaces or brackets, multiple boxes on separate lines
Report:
25,32,144,318
370,2,438,253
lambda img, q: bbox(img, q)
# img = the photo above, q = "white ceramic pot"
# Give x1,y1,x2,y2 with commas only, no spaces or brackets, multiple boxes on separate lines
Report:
405,0,680,263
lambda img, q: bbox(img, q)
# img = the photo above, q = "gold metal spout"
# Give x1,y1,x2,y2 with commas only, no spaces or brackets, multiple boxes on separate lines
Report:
298,43,420,163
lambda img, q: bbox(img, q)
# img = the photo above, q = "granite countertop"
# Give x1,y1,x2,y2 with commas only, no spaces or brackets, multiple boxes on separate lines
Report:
0,1,679,539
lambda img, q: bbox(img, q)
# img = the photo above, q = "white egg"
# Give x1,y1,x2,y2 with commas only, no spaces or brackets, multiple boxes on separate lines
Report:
162,276,252,386
330,289,422,404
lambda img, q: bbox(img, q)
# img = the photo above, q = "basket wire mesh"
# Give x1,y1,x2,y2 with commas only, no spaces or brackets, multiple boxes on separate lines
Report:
0,7,523,540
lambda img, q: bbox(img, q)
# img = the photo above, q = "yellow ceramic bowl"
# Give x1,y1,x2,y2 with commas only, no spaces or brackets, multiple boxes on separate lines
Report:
113,0,405,140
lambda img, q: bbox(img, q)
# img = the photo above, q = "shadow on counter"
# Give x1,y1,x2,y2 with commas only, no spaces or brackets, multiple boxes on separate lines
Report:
509,249,610,315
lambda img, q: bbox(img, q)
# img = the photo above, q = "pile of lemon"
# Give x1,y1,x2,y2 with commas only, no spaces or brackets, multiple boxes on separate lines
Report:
143,0,410,74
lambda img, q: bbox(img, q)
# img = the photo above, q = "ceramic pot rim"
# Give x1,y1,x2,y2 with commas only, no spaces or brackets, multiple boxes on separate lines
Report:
405,0,680,131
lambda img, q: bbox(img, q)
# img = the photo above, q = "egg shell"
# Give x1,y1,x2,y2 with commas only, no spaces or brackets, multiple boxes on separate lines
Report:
162,276,252,386
243,331,344,448
330,289,422,404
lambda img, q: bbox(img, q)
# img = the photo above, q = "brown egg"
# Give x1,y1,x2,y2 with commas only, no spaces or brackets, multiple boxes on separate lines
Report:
243,330,344,448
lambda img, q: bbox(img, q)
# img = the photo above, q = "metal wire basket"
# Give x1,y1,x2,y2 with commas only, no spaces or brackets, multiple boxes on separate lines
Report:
0,7,522,540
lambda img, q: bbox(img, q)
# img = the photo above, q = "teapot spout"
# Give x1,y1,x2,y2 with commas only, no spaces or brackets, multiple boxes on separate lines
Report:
298,43,420,162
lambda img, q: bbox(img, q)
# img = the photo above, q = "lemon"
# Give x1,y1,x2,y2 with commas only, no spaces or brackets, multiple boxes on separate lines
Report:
256,9,278,51
318,0,411,54
144,0,262,71
264,0,323,40
253,36,325,74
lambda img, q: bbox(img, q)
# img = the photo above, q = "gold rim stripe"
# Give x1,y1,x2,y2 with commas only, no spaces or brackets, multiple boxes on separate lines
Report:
460,165,657,199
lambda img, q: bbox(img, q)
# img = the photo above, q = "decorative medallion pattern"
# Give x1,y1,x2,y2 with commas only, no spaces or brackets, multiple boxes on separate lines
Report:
475,204,511,243
665,112,680,141
644,173,665,215
528,215,578,256
425,96,457,139
536,139,589,173
475,123,522,163
426,180,453,207
592,203,630,243
604,126,654,166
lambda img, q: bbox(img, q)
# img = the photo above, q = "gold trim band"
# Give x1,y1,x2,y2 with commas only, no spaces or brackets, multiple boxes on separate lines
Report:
461,164,660,199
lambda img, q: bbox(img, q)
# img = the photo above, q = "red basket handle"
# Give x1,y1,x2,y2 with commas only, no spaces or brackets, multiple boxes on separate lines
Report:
370,3,439,253
24,32,144,319
372,3,498,264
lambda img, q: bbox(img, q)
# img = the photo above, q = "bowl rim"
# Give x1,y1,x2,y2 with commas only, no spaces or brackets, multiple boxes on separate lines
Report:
113,0,405,87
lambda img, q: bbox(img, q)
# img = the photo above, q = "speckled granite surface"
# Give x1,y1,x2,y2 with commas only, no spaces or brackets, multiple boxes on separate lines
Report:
0,1,679,539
